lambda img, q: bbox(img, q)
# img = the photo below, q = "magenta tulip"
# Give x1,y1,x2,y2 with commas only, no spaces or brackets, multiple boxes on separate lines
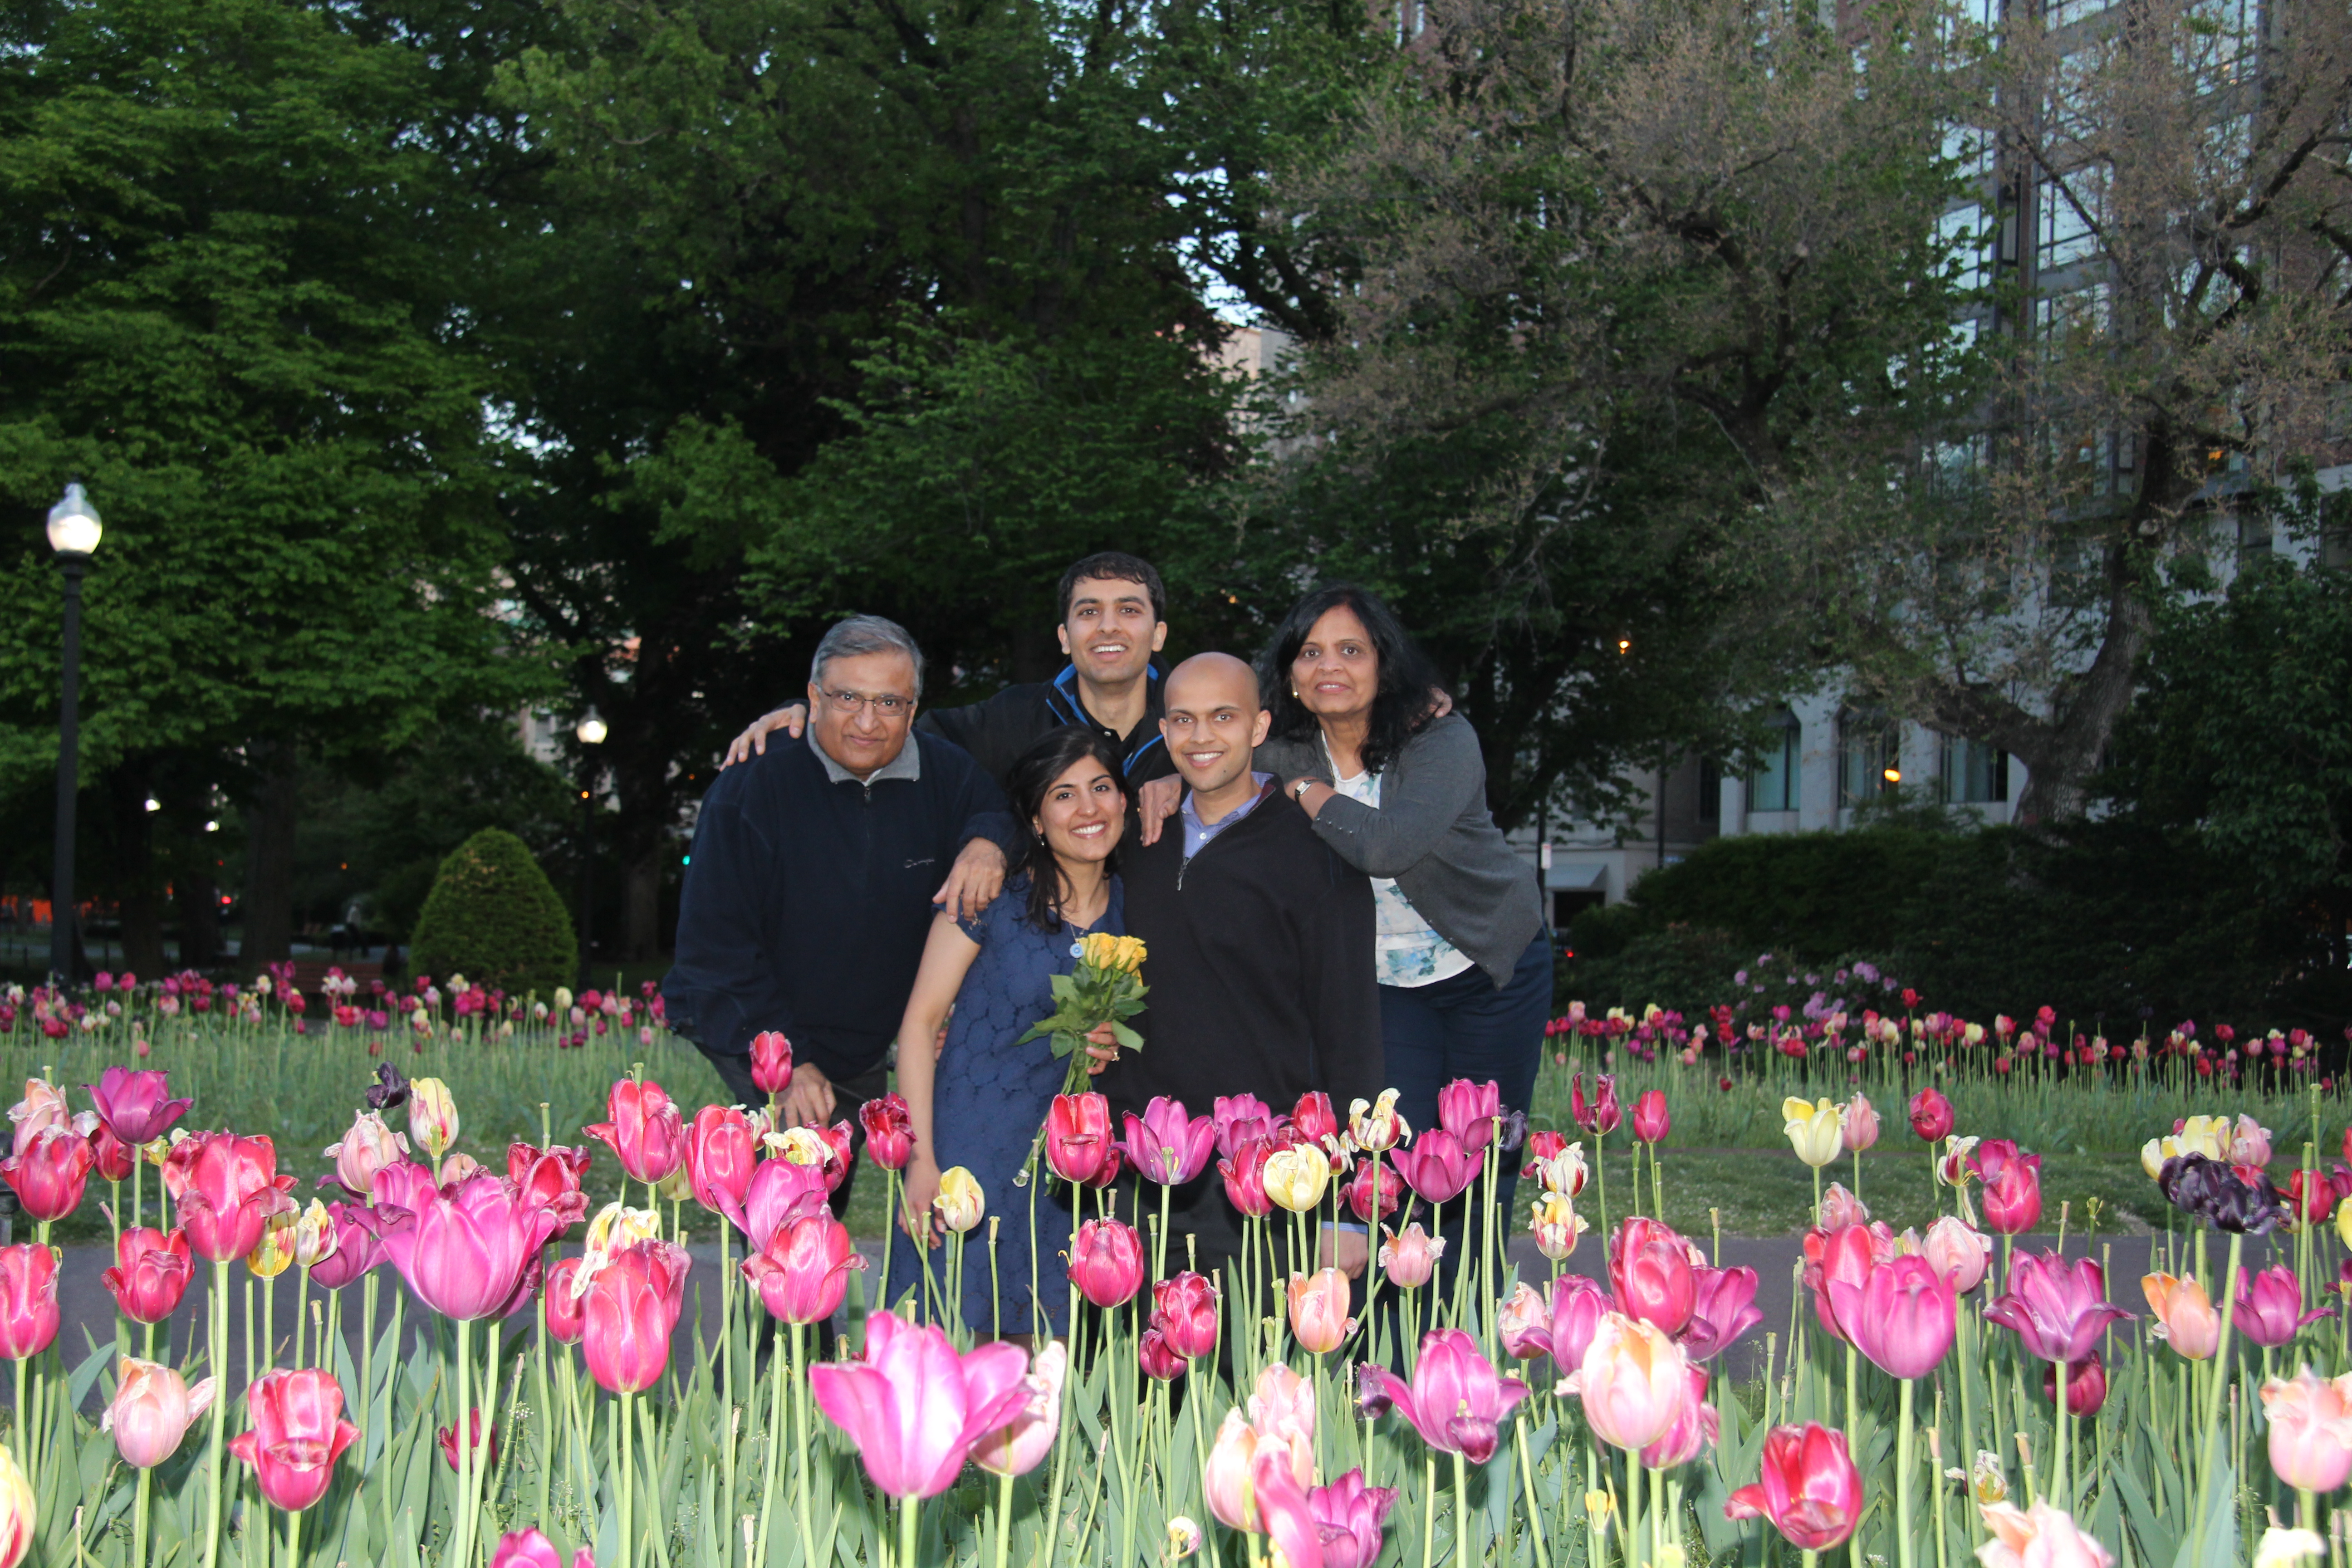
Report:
1390,1127,1480,1204
2233,1265,2332,1348
306,1204,384,1291
1152,1271,1220,1361
1725,1423,1863,1549
858,1095,916,1171
1068,1219,1145,1308
228,1368,358,1512
683,1104,757,1226
1631,1090,1671,1146
1210,1094,1276,1159
1306,1469,1400,1568
1046,1093,1117,1184
0,1245,59,1360
505,1143,593,1232
543,1258,587,1345
741,1200,864,1325
739,1157,832,1251
1121,1097,1215,1186
1358,1328,1529,1463
102,1227,192,1323
164,1132,298,1263
374,1171,559,1321
490,1530,594,1568
2044,1353,2106,1416
809,1309,1031,1499
1436,1078,1502,1153
0,1122,94,1222
1984,1250,2132,1363
1970,1139,2043,1235
1828,1254,1955,1378
583,1078,686,1186
1571,1072,1622,1135
1907,1087,1953,1143
1682,1265,1764,1361
1609,1216,1699,1337
87,1067,192,1146
1219,1138,1274,1218
749,1031,793,1098
579,1240,690,1393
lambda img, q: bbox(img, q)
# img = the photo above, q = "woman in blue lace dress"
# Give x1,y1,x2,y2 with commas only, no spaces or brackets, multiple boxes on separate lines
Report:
888,727,1125,1338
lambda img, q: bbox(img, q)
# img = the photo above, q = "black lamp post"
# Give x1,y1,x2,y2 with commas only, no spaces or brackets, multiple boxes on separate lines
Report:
575,712,607,986
46,483,102,986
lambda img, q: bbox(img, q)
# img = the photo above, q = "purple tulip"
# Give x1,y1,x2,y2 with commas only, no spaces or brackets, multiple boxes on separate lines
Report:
86,1067,193,1146
1358,1328,1530,1463
2234,1266,2333,1348
1828,1254,1955,1378
1983,1250,2132,1364
1121,1098,1216,1186
372,1171,559,1321
1210,1094,1277,1160
809,1310,1032,1499
1307,1468,1400,1568
307,1203,384,1290
1390,1127,1481,1205
1681,1265,1764,1361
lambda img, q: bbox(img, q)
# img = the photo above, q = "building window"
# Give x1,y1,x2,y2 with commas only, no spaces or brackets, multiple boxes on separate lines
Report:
1747,711,1801,813
1699,759,1722,831
1838,707,1900,807
1940,735,2009,804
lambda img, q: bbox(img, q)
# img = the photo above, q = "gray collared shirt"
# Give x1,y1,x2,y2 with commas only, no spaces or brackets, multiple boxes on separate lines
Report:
1180,772,1274,861
811,734,922,787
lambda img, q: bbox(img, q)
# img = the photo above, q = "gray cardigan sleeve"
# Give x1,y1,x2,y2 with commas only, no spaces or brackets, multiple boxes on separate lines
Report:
1305,717,1489,879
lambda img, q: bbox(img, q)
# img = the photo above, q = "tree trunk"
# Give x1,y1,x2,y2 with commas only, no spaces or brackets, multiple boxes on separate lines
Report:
110,764,167,979
622,845,662,961
240,742,301,968
2009,544,2156,826
177,872,221,970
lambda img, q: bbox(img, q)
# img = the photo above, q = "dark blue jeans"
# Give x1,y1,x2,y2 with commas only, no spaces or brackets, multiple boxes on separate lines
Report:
1377,931,1553,1291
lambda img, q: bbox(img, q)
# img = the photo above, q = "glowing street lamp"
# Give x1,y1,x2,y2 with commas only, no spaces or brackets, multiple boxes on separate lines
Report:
45,484,102,985
576,713,607,985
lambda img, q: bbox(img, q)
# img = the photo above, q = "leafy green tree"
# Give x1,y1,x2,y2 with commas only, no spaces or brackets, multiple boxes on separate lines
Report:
0,0,554,970
407,827,576,998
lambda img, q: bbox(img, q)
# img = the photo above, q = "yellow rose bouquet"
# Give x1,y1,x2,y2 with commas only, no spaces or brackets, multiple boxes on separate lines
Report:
1019,931,1149,1094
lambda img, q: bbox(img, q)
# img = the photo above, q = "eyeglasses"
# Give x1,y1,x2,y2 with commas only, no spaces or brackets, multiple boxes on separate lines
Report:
823,688,915,718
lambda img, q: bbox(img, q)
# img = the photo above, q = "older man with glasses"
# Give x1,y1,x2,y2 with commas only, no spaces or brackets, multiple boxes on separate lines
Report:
663,614,1012,1213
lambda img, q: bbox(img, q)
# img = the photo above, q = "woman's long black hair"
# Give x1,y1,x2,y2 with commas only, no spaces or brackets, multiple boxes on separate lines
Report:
1256,584,1448,777
1005,727,1127,932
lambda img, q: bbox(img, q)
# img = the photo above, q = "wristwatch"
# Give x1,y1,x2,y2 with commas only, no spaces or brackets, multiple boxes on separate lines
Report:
1292,778,1315,802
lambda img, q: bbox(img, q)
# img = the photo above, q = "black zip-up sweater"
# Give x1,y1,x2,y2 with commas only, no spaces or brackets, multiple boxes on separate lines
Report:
921,664,1173,791
1098,784,1382,1125
662,732,1009,1081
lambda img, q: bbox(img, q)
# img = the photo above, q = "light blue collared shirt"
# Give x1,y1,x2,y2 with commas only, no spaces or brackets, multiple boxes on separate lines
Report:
1179,773,1274,862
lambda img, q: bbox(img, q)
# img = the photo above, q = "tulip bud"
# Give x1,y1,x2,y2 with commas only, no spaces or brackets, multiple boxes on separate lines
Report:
1287,1268,1356,1354
933,1167,985,1234
0,1246,59,1361
1841,1093,1880,1153
1631,1091,1670,1146
1067,1219,1145,1308
749,1031,793,1097
1380,1223,1445,1289
1782,1098,1844,1167
407,1078,459,1163
1263,1147,1329,1213
103,1356,215,1469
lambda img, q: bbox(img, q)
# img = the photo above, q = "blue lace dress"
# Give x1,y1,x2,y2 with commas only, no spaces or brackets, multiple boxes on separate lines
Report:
881,874,1121,1336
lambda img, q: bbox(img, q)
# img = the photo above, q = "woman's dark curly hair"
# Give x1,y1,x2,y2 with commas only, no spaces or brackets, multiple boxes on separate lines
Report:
1005,727,1127,932
1256,585,1448,778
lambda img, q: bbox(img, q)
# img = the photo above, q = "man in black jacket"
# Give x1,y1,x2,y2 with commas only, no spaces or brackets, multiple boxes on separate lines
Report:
662,615,1010,1206
1092,652,1381,1281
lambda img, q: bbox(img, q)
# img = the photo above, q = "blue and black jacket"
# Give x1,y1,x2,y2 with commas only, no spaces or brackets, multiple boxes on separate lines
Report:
918,663,1172,793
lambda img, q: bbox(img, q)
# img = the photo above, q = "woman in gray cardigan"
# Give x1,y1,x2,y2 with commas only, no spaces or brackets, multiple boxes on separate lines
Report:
1143,584,1550,1249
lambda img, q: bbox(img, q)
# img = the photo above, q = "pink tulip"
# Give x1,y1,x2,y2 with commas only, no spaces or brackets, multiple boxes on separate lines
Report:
0,1122,94,1221
166,1132,298,1263
579,1239,690,1393
741,1200,864,1325
87,1067,191,1146
1499,1283,1552,1359
1067,1219,1145,1308
1307,1469,1399,1568
1922,1215,1992,1293
1984,1250,2132,1363
1379,1223,1444,1290
91,1121,135,1183
1577,1313,1690,1452
1288,1268,1356,1354
227,1368,359,1512
1841,1093,1880,1152
1211,1093,1277,1159
970,1342,1067,1477
749,1031,793,1097
2260,1368,2352,1492
1631,1090,1670,1146
1219,1138,1274,1218
505,1143,592,1233
374,1171,559,1321
684,1105,757,1226
2043,1353,2106,1416
1046,1093,1117,1185
6,1078,66,1157
2228,1113,2272,1168
103,1356,215,1468
1543,1274,1612,1386
1121,1097,1215,1186
858,1095,916,1171
0,1245,59,1360
1436,1078,1502,1153
307,1204,384,1291
323,1111,410,1201
490,1530,594,1568
1805,1223,1889,1343
2233,1265,2332,1348
583,1078,686,1186
739,1157,832,1251
1725,1423,1863,1549
1828,1254,1955,1378
438,1408,498,1472
1570,1071,1622,1135
1137,1329,1187,1381
1151,1272,1220,1361
1682,1265,1764,1361
1815,1182,1870,1231
1639,1364,1719,1469
1608,1216,1698,1337
1907,1087,1953,1142
1343,1159,1401,1225
1390,1127,1479,1204
1975,1502,2114,1568
1970,1140,2043,1235
1360,1327,1529,1462
543,1258,587,1345
1293,1091,1343,1155
102,1227,192,1323
2140,1273,2220,1360
809,1309,1031,1498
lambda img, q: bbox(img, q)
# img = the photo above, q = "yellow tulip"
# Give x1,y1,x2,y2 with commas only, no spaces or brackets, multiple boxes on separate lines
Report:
2173,1115,2229,1159
408,1077,459,1162
0,1442,30,1565
934,1166,986,1233
245,1209,297,1280
1782,1097,1845,1168
1262,1148,1329,1213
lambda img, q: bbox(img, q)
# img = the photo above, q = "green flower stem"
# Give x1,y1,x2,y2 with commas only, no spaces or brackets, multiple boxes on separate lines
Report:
2189,1230,2244,1565
204,1256,230,1568
1898,1377,1917,1568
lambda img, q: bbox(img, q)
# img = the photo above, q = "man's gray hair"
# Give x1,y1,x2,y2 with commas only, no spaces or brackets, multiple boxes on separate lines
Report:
811,614,925,697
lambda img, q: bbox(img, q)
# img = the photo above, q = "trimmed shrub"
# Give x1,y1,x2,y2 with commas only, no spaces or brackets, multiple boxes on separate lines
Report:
407,828,576,999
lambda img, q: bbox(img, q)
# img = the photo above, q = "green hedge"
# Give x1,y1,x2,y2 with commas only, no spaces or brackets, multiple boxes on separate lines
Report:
407,828,577,999
1560,820,2343,1031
